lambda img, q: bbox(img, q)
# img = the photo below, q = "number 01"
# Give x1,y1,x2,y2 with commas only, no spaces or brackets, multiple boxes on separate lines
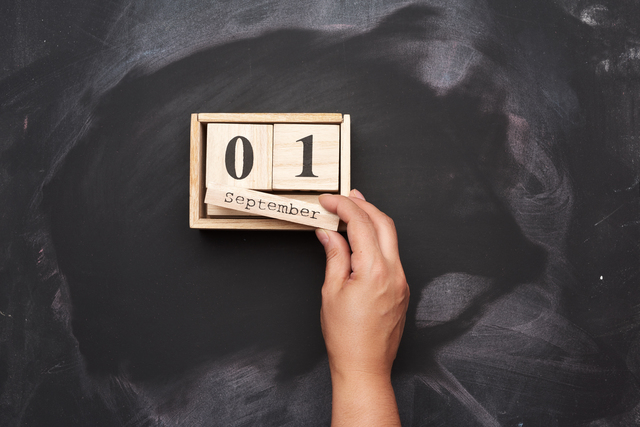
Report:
224,134,319,180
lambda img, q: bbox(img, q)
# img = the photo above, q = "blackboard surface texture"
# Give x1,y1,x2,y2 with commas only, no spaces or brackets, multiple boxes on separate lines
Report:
1,1,639,426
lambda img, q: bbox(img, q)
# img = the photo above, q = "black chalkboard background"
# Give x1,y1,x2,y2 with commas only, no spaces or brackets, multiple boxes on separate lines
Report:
1,1,639,426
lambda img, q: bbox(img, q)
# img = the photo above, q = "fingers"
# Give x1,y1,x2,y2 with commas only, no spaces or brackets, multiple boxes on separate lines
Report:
318,193,381,257
319,190,399,261
315,229,351,291
349,188,366,201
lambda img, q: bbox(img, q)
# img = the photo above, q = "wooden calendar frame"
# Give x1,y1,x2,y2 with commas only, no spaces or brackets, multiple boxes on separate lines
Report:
189,113,350,230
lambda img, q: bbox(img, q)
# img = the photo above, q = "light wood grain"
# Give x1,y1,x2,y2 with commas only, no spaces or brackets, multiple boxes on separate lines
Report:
198,113,343,123
189,114,205,228
206,123,273,190
191,217,317,230
207,193,322,216
272,124,340,191
205,186,339,230
340,114,351,196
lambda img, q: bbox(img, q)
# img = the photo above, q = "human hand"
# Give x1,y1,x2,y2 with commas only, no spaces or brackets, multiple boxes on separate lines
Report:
316,189,409,426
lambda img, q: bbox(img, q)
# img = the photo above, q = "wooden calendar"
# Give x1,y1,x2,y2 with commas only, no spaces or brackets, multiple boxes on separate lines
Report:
189,113,350,230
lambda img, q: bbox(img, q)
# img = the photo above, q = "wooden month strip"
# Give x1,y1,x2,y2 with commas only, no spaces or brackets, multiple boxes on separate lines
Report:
207,193,323,217
205,186,340,230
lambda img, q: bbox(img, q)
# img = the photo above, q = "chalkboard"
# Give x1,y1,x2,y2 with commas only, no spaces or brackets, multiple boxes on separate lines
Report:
1,1,639,426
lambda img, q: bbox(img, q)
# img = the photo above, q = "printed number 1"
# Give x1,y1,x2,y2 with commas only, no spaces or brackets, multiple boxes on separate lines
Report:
296,135,317,177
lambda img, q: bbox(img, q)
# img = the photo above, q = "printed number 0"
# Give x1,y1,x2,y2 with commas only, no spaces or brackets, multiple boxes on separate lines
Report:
225,136,254,180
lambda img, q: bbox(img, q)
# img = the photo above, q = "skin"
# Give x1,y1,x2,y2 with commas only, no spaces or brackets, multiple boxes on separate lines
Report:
316,189,410,427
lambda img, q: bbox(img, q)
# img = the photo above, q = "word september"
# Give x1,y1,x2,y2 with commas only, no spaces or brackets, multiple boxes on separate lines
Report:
204,186,340,230
223,192,321,219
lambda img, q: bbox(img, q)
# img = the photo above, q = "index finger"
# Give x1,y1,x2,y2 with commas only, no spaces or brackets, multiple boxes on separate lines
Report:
318,194,382,262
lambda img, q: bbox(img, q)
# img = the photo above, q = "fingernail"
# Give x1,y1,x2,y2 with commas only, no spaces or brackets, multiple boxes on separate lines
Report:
350,188,366,201
315,228,330,245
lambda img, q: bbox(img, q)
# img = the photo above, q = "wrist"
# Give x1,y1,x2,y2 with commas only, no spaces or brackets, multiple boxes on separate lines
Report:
330,367,391,388
329,369,400,427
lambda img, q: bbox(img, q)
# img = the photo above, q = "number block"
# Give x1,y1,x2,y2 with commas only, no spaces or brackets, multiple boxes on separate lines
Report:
206,123,273,190
272,124,340,191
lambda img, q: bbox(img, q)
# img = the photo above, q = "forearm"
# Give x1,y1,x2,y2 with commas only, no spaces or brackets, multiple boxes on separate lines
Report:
330,370,401,427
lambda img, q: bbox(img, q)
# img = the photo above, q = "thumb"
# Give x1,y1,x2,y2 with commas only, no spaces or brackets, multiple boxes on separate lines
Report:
316,229,351,289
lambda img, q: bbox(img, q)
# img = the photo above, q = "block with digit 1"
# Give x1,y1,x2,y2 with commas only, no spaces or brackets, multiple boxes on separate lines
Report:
272,124,340,191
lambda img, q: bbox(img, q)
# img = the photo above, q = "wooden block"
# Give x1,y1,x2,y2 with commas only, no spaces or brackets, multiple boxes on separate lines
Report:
205,186,340,230
190,113,205,228
191,217,318,230
206,123,272,190
207,193,321,217
340,114,351,196
198,113,344,124
272,124,340,191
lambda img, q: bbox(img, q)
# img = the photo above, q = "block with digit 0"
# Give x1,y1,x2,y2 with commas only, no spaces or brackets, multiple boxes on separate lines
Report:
206,123,273,190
